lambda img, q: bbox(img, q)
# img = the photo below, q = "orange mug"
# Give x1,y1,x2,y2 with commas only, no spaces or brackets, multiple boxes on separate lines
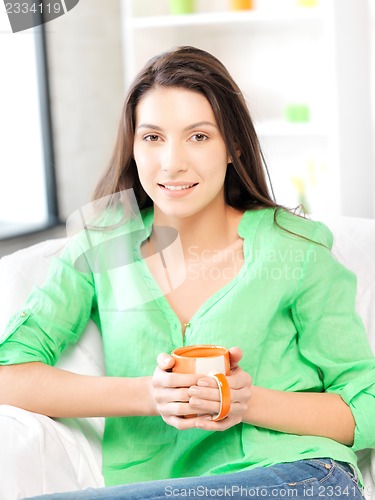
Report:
171,345,231,421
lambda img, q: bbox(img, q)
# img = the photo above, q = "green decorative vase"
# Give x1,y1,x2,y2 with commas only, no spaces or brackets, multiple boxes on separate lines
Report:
284,103,310,123
168,0,195,15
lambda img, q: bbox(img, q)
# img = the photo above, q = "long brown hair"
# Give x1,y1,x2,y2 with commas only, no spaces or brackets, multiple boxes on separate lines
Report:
93,46,277,212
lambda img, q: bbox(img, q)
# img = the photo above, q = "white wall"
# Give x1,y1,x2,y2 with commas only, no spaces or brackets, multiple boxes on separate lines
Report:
46,0,124,221
46,0,375,221
370,0,375,215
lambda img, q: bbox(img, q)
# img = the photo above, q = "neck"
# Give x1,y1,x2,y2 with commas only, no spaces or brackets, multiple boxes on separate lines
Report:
152,202,244,256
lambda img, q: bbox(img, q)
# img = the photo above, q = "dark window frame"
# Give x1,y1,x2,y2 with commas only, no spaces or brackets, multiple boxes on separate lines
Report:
35,20,59,228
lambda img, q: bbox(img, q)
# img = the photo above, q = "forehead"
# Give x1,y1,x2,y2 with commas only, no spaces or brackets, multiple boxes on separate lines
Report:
135,86,217,127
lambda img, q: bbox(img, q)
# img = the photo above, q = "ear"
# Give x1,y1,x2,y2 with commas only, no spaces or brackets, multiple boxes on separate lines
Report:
228,145,241,163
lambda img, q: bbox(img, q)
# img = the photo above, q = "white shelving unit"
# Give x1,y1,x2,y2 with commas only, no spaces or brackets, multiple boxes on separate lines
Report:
120,0,373,217
130,8,324,28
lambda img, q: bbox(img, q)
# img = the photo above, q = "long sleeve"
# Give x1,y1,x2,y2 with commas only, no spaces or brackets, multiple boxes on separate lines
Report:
0,239,96,366
291,222,375,451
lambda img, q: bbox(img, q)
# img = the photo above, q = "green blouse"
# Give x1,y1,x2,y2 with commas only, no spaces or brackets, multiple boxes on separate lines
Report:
1,207,374,487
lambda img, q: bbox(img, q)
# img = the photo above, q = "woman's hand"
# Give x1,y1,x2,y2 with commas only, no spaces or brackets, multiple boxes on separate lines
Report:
151,347,252,431
188,347,252,431
151,354,212,430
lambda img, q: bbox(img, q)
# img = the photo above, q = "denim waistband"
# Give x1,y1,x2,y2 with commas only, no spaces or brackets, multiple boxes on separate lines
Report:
335,460,357,477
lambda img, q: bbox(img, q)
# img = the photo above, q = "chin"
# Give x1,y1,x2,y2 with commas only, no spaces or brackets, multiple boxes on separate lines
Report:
154,202,200,220
161,207,196,219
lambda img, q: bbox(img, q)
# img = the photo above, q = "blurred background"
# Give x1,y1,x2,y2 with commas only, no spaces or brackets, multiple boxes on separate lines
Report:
0,0,374,256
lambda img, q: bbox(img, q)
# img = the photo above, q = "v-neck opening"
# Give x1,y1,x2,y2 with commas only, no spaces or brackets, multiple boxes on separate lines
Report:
137,207,271,341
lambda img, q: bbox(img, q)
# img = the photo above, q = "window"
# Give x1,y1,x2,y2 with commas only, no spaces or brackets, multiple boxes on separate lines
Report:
0,10,58,239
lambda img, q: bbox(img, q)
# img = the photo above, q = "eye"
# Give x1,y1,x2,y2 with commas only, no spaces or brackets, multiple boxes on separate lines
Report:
190,133,208,142
143,134,160,142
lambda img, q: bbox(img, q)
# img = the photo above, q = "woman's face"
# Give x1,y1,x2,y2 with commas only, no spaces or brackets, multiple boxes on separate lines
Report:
133,86,230,220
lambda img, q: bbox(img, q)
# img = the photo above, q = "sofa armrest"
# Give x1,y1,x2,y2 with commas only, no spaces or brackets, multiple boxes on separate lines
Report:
0,239,106,498
0,405,104,499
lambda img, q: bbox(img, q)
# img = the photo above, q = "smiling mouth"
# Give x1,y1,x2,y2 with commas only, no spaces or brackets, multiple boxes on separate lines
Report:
158,183,199,191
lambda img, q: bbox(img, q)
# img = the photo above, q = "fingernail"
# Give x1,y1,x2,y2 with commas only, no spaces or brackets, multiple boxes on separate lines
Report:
191,398,201,406
189,387,200,395
196,416,212,428
197,379,209,387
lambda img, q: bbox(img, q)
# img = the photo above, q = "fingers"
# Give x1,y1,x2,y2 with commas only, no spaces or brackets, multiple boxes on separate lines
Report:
229,346,243,370
187,368,252,421
155,387,190,404
195,414,243,432
153,367,201,389
189,384,220,402
153,350,252,432
152,370,204,422
189,383,251,404
164,414,213,431
156,353,175,371
194,369,252,391
158,401,207,417
188,382,250,414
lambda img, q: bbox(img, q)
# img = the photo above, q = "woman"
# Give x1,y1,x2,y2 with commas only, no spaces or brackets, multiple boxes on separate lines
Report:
0,46,373,499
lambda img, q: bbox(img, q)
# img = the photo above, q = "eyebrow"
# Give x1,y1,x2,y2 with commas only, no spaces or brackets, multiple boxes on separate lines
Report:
136,121,218,132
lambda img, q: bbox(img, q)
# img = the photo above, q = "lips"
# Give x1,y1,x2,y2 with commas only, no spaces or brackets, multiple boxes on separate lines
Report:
157,182,199,197
158,183,199,191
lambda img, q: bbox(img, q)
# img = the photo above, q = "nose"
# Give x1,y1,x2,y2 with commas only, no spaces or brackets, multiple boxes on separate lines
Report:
161,141,188,173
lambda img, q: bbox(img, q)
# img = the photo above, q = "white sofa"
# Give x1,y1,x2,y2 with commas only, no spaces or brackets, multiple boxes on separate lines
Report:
0,216,374,500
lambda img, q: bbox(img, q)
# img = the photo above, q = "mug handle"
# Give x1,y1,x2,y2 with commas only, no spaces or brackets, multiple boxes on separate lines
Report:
210,373,231,421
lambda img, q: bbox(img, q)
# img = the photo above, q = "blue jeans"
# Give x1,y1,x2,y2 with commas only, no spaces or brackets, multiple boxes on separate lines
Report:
25,458,364,499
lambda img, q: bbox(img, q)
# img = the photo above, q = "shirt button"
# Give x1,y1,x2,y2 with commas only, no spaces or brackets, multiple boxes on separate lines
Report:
20,312,27,317
184,322,190,328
